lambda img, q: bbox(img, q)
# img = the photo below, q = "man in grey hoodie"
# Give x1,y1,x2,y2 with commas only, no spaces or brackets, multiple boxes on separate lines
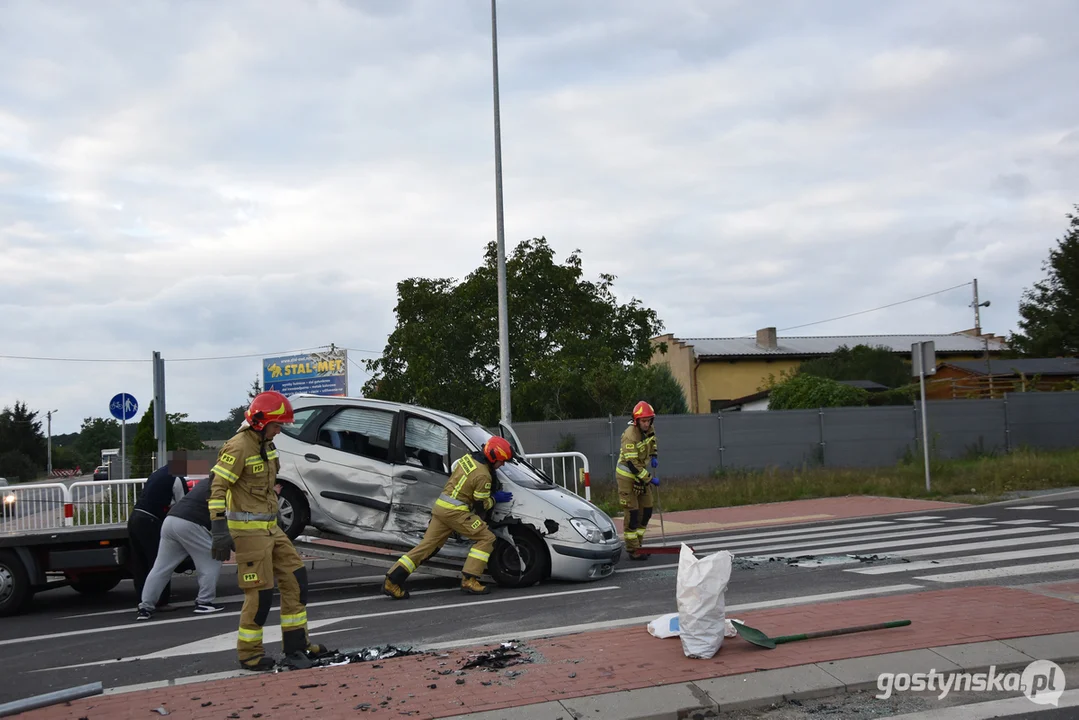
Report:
137,476,224,620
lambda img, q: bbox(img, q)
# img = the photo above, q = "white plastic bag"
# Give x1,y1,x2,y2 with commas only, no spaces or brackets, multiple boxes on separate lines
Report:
648,613,740,640
647,612,680,638
676,543,733,659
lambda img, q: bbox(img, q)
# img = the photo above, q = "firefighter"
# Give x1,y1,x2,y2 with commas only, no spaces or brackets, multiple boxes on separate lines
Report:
382,436,515,599
617,400,660,560
209,391,332,671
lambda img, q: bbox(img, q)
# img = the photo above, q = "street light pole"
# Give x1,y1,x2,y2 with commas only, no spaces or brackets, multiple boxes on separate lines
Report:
46,409,58,475
491,0,512,425
971,278,993,396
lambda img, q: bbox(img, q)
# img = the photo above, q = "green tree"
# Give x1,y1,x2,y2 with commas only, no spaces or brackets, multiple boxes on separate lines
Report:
620,363,688,415
767,373,869,410
73,417,122,470
0,401,47,473
1010,206,1079,357
797,344,912,388
363,237,665,424
129,401,207,476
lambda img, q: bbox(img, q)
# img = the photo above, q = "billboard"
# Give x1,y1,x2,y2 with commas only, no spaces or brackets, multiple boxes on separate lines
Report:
264,348,348,397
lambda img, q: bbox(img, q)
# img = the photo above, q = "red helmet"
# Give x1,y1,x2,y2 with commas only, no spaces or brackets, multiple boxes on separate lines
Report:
246,391,295,431
632,401,655,420
483,436,514,464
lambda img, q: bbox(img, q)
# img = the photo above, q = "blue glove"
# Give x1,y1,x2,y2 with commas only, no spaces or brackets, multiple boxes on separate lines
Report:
651,457,658,469
650,476,660,486
493,491,513,503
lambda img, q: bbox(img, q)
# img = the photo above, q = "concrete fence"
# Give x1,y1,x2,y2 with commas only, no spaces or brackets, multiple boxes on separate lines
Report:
508,391,1079,481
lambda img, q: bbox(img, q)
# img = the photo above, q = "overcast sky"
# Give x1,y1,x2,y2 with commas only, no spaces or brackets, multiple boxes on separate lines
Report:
2,0,1078,434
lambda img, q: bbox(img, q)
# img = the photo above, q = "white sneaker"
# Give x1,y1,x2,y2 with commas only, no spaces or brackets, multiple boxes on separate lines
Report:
194,602,224,614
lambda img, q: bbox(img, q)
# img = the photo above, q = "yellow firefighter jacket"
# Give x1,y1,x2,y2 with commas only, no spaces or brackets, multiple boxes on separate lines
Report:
616,423,658,482
208,427,281,533
434,452,494,514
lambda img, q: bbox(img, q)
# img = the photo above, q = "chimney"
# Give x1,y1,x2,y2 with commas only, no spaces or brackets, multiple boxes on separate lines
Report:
756,327,778,350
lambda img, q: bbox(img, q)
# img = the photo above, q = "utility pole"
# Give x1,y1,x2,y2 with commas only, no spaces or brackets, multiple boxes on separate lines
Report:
971,279,993,395
491,0,512,425
46,409,58,475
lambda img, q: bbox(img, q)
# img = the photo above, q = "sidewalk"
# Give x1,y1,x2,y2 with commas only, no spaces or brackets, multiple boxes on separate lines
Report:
20,580,1079,720
611,495,968,536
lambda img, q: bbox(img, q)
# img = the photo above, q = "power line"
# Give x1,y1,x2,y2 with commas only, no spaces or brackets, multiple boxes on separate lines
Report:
778,281,974,332
0,345,332,364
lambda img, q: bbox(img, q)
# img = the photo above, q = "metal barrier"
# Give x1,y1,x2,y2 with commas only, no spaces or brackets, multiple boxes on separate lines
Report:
0,483,68,533
524,452,591,502
68,479,147,527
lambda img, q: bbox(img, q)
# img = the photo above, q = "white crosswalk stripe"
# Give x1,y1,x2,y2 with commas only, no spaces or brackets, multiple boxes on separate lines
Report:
664,508,1079,587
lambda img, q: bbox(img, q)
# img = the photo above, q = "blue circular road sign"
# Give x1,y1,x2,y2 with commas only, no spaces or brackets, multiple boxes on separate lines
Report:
110,393,138,421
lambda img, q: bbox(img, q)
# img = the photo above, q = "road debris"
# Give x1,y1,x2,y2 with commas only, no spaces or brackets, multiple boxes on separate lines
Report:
152,708,169,716
275,644,424,671
460,641,533,671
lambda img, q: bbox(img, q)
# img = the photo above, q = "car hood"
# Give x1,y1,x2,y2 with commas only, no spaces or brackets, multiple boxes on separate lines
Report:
496,465,616,537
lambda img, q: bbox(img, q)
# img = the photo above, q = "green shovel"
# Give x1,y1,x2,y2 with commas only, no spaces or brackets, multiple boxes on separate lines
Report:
731,619,911,650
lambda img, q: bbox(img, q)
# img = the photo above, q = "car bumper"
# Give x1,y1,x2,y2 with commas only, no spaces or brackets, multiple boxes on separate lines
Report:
547,540,624,582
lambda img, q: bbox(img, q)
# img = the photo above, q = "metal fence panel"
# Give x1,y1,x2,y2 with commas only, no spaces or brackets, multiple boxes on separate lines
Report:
916,399,1008,460
649,413,721,478
0,483,68,534
822,406,916,467
720,409,822,470
1005,392,1079,451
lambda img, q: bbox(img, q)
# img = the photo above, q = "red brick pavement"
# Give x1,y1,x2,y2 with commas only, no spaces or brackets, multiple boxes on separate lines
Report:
24,584,1079,720
613,495,969,536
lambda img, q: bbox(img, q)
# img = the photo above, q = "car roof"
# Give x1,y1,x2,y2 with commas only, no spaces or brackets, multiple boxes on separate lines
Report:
286,394,484,430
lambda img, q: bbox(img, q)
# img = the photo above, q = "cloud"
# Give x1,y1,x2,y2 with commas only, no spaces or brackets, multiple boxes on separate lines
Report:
0,0,1077,433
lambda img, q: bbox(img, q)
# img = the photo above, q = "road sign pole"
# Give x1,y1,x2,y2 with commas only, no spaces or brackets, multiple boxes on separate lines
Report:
110,393,138,481
919,363,930,492
912,342,935,493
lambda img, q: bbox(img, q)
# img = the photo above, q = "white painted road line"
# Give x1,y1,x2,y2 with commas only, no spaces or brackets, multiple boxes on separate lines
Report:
1007,505,1057,509
993,519,1050,525
29,585,622,667
1058,523,1079,528
894,516,947,521
864,531,1079,558
914,559,1079,582
697,525,992,554
847,544,1079,575
741,527,1057,558
941,517,994,523
668,520,900,546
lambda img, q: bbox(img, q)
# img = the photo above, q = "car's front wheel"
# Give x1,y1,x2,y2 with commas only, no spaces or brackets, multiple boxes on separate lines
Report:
277,483,311,541
488,527,549,588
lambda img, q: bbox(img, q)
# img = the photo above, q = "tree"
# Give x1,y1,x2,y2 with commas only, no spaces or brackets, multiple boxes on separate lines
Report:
129,401,207,476
767,372,869,410
363,237,665,424
1010,206,1079,357
73,417,122,470
621,364,688,415
0,401,47,474
797,344,912,388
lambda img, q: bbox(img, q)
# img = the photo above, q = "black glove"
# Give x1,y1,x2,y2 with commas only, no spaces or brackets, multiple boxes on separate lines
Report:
211,518,234,562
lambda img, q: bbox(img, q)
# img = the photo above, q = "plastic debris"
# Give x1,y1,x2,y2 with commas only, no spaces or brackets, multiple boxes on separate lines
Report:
153,708,170,716
460,642,532,671
275,644,424,671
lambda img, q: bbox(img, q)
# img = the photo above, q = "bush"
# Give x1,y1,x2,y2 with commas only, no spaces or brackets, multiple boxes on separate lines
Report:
768,373,869,410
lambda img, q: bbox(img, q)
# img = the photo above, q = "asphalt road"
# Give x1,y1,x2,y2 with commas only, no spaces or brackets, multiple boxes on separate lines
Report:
2,490,1078,705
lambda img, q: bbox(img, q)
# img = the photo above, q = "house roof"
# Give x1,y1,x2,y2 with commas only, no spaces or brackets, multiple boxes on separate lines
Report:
942,358,1079,376
666,334,1007,358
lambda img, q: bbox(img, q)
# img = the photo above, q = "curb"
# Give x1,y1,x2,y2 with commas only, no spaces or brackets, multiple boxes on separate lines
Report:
438,631,1079,720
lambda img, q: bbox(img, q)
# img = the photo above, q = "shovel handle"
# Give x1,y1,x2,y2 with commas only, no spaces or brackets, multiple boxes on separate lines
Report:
772,620,911,645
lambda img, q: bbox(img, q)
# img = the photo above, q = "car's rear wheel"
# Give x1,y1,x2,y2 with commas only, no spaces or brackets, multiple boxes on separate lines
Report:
489,527,548,589
68,570,123,595
277,483,310,541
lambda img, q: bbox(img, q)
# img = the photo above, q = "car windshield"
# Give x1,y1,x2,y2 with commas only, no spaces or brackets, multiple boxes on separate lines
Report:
458,425,554,490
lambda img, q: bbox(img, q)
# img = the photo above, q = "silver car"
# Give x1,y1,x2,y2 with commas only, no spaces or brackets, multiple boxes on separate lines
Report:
271,394,623,587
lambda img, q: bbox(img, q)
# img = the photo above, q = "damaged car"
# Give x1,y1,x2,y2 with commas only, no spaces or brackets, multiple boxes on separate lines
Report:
270,394,623,587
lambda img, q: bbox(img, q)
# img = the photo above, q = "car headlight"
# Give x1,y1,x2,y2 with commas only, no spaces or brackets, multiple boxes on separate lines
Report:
2,494,15,505
570,518,603,544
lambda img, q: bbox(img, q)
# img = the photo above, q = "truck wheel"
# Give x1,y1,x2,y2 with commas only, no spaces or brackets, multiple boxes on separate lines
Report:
0,549,32,617
69,570,123,595
489,528,549,589
277,483,310,541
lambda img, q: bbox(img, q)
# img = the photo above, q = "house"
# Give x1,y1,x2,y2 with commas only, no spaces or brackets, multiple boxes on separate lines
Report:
650,327,1008,414
926,358,1079,400
714,380,890,412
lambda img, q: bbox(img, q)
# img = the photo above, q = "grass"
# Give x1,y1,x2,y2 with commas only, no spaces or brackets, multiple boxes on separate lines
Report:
589,447,1079,518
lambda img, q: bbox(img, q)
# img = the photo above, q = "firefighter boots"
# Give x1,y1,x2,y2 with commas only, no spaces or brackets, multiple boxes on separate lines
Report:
382,566,410,599
461,574,490,595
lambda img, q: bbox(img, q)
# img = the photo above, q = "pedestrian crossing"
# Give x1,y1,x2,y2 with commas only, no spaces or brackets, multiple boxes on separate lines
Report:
671,504,1079,586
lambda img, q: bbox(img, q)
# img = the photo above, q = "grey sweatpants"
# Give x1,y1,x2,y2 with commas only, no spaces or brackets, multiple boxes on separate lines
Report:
139,515,221,610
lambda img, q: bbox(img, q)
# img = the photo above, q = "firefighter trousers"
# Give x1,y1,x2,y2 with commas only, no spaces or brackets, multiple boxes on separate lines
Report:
617,476,653,551
389,504,495,580
233,525,310,665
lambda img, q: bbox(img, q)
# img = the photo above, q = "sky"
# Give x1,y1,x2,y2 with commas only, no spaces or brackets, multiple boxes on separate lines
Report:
1,0,1078,435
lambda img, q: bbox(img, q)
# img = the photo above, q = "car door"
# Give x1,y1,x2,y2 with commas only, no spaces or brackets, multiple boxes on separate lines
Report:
295,405,398,532
385,414,472,542
498,421,527,458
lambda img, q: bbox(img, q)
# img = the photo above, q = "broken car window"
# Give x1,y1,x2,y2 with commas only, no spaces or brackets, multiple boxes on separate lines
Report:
317,408,395,463
404,417,449,473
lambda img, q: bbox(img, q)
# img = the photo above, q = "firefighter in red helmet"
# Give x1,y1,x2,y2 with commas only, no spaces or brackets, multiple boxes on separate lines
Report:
209,391,332,670
383,435,515,599
616,400,659,560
